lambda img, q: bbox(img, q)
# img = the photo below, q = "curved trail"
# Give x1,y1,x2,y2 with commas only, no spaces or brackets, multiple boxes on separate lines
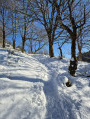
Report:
0,49,90,119
34,55,89,119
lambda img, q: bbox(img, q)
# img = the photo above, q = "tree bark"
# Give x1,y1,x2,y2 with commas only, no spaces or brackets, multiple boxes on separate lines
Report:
69,33,77,76
12,10,15,49
13,40,15,49
3,29,5,48
59,47,62,59
49,37,54,57
12,26,15,49
78,47,82,61
2,8,5,48
47,30,54,57
71,36,76,59
14,10,17,49
22,37,25,52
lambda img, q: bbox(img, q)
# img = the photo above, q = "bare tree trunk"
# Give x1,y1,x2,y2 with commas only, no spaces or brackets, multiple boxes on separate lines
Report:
59,47,62,59
12,23,15,49
13,39,15,49
71,37,76,59
22,27,26,52
22,21,26,52
78,47,82,61
48,32,54,57
12,9,15,49
69,33,77,76
12,10,16,49
77,25,83,61
2,8,5,48
22,0,27,53
22,37,25,52
14,10,17,49
49,39,54,57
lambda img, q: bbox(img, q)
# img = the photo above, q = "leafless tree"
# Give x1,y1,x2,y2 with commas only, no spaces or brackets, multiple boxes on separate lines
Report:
0,1,8,48
17,0,33,52
10,4,17,49
49,0,89,76
30,0,61,57
0,0,19,48
26,23,48,54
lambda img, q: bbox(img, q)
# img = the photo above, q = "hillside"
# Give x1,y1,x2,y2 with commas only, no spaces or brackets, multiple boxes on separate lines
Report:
0,47,90,119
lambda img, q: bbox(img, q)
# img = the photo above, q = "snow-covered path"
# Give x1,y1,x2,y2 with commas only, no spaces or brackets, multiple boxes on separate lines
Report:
0,48,90,119
33,55,90,119
33,55,66,119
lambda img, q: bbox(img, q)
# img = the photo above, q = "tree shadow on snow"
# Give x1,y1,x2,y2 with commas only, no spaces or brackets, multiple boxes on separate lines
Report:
9,75,45,83
0,73,86,119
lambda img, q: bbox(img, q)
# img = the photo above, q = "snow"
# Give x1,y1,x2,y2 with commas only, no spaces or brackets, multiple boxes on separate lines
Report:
0,47,90,119
71,57,75,61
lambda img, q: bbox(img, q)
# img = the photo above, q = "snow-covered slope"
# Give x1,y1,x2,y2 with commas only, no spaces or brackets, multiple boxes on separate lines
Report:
0,48,90,119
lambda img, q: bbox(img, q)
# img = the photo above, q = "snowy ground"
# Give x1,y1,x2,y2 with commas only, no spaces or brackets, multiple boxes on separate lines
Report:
0,47,90,119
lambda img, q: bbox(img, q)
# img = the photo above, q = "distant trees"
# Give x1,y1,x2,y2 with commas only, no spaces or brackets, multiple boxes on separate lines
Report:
58,39,68,59
0,0,18,49
26,23,48,54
